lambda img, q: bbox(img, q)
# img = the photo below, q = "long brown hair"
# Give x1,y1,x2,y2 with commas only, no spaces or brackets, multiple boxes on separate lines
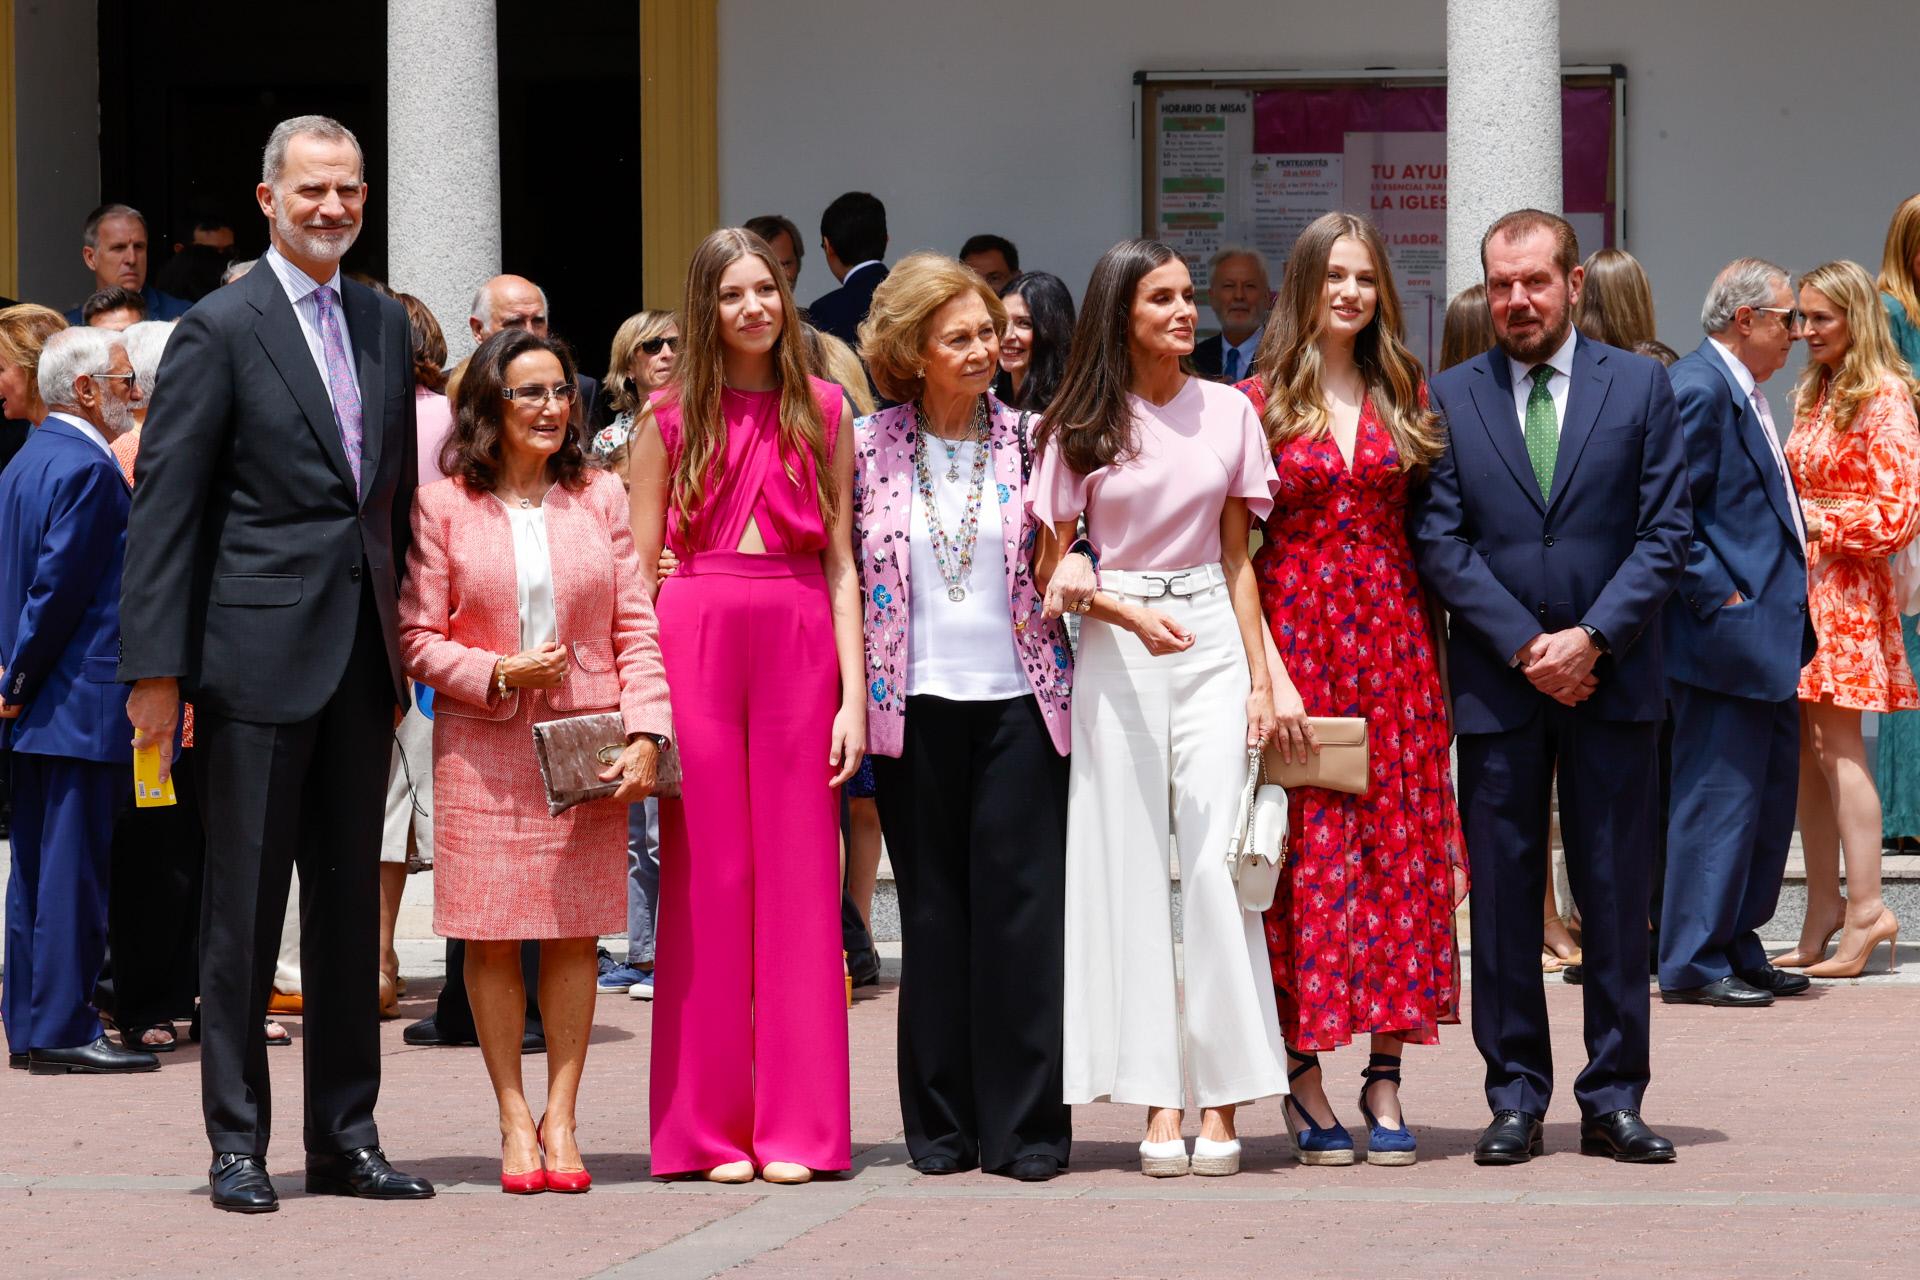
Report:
1439,284,1492,372
1575,247,1658,350
1250,212,1441,471
665,228,832,531
1879,193,1920,322
1794,259,1920,432
395,293,448,393
444,328,592,491
1034,238,1181,473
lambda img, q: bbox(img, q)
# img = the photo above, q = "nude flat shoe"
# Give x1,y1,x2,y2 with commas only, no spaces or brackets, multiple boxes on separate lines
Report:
760,1162,812,1185
705,1161,754,1184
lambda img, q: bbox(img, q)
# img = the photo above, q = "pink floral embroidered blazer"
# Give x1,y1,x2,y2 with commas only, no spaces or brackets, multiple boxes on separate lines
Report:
398,470,673,737
853,395,1072,757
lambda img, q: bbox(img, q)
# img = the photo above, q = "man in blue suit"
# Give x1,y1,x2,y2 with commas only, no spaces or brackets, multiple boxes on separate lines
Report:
1413,210,1690,1165
1659,259,1816,1007
0,326,156,1075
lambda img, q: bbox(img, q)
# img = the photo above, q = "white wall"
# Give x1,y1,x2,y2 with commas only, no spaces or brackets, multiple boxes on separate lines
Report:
717,0,1919,381
13,0,100,306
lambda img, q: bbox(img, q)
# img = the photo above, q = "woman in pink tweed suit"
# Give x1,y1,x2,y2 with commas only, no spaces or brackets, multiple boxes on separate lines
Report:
400,330,672,1195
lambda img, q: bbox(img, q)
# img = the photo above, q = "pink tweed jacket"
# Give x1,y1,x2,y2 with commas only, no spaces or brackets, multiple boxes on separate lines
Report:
853,396,1072,757
398,470,673,738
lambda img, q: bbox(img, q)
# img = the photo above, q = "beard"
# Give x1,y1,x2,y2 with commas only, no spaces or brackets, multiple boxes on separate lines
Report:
98,392,136,437
276,205,360,265
1497,309,1571,364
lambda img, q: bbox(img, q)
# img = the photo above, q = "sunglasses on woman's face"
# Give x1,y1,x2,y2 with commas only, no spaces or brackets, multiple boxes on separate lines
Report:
641,336,679,355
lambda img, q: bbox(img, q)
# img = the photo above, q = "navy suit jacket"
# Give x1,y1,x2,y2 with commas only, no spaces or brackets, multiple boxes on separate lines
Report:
1660,340,1816,701
1411,335,1691,733
0,417,133,762
63,283,193,326
808,262,887,348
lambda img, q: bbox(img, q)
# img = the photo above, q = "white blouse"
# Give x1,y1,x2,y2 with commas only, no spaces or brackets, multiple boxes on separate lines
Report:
497,496,558,650
906,439,1030,701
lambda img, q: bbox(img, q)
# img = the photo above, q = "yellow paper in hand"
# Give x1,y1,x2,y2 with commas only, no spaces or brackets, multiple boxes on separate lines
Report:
134,744,177,808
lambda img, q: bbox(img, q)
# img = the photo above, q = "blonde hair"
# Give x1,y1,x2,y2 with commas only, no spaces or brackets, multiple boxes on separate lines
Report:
1794,259,1920,432
1576,247,1658,350
1439,285,1492,372
812,329,876,417
667,227,831,532
1879,193,1920,322
859,252,1007,405
0,303,70,422
604,309,679,414
1251,212,1442,470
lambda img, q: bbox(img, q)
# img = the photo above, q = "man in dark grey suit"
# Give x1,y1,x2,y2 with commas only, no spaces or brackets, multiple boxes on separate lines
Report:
121,114,431,1214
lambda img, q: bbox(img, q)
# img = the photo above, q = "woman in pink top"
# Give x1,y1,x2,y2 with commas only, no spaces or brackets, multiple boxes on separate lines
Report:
630,228,864,1185
1031,239,1294,1178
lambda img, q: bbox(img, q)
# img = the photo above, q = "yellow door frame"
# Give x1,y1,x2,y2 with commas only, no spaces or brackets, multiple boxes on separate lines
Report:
639,0,718,313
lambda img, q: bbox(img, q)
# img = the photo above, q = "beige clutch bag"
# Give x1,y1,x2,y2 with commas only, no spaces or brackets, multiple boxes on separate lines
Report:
531,713,681,816
1263,717,1369,795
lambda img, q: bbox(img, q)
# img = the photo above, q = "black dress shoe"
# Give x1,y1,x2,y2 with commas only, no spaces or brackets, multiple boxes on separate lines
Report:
8,1052,26,1070
911,1155,971,1174
1737,964,1812,997
209,1153,279,1213
28,1034,161,1075
1579,1109,1675,1163
401,1014,471,1047
1473,1110,1543,1165
1659,975,1773,1007
848,951,883,989
995,1155,1063,1182
305,1146,436,1199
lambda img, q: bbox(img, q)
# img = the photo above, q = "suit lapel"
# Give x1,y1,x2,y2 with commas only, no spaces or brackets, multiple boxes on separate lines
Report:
1545,337,1612,515
247,265,357,495
1469,356,1545,514
1703,341,1802,548
343,281,386,505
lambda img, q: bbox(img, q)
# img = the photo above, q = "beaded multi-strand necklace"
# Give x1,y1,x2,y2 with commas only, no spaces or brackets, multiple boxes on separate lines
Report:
912,396,992,603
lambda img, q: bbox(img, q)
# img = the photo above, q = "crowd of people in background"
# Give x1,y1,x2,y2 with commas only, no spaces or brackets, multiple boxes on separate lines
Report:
2,112,1917,1213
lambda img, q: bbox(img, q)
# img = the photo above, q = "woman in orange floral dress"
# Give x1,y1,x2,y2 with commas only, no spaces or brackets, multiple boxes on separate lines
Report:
1782,259,1920,978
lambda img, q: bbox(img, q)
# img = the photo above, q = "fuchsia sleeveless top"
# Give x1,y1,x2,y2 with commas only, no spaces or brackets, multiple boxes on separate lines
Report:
650,376,843,557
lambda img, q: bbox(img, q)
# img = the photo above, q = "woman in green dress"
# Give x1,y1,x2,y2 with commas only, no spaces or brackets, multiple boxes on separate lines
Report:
1872,193,1920,845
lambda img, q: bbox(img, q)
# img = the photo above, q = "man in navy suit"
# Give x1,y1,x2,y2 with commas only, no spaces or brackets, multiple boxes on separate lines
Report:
0,326,157,1075
1659,259,1816,1007
1412,210,1689,1165
62,204,193,324
808,191,888,347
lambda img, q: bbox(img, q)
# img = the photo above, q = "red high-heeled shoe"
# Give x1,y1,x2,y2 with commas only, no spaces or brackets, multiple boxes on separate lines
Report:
536,1118,592,1193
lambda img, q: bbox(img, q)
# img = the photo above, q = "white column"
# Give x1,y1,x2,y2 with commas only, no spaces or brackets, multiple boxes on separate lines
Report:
1446,0,1561,298
387,0,499,363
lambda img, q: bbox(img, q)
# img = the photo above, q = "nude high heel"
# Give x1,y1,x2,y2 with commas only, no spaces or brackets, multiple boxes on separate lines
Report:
1803,910,1900,979
1772,898,1848,968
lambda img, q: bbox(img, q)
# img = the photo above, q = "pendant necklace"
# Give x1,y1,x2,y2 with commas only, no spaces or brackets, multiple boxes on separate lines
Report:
913,397,992,602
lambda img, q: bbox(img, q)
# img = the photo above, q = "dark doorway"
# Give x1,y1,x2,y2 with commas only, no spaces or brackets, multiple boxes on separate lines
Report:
497,1,642,387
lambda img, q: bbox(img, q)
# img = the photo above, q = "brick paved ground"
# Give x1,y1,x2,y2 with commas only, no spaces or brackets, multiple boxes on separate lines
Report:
3,970,1916,1278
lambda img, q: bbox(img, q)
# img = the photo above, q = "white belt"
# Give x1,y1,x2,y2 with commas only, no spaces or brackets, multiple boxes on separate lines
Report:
1100,562,1227,600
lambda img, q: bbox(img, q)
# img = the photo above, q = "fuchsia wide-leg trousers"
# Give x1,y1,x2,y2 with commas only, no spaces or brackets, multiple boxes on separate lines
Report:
648,551,851,1176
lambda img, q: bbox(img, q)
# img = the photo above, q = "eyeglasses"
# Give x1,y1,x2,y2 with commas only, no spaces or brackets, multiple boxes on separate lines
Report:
1750,306,1804,330
640,336,679,355
87,371,136,385
502,383,579,406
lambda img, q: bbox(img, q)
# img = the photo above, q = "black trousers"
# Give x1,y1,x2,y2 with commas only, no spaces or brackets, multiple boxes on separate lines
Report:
434,939,543,1040
103,747,205,1032
195,592,394,1158
1457,707,1657,1120
872,694,1070,1171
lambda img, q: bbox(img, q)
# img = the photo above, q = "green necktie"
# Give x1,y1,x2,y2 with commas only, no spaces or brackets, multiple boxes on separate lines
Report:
1524,365,1558,500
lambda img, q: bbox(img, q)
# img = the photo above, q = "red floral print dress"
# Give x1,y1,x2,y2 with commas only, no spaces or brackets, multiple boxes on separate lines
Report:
1239,380,1464,1051
1787,374,1920,713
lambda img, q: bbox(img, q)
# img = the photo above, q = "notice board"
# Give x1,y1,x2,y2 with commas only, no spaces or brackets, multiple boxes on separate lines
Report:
1139,67,1625,371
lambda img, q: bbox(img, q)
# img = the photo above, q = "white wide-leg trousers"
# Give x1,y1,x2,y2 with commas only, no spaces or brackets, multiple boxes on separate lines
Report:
1062,571,1288,1109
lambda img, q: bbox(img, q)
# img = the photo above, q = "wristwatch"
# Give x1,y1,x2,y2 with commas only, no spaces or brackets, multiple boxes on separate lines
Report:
1579,623,1610,654
1067,537,1100,571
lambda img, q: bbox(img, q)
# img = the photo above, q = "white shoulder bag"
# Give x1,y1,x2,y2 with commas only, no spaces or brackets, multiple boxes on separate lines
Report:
1226,746,1289,912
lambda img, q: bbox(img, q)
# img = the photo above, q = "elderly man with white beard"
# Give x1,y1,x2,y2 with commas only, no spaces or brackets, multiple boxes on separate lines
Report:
119,115,429,1214
0,326,154,1078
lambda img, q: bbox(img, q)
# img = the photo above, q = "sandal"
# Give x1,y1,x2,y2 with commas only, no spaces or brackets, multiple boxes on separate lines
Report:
265,1019,292,1047
122,1023,178,1053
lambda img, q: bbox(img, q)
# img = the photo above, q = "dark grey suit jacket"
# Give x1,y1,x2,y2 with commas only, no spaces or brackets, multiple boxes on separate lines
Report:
119,259,417,722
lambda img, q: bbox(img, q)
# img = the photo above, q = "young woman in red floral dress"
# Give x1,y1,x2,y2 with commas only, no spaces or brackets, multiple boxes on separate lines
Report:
1237,211,1468,1167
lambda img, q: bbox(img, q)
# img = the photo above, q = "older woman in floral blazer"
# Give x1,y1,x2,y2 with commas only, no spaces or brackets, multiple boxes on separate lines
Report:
853,253,1073,1182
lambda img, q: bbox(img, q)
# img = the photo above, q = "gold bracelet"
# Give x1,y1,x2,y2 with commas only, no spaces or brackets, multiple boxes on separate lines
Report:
495,657,509,698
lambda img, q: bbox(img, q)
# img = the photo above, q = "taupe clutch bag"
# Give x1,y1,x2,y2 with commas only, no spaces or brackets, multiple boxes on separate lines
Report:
1263,716,1369,795
531,712,682,816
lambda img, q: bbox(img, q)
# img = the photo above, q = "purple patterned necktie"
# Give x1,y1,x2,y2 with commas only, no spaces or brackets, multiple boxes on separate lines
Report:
313,284,364,491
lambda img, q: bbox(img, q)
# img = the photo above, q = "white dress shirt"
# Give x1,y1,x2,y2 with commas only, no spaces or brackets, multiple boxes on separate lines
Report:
1708,336,1805,549
496,496,559,650
44,410,116,460
1508,325,1579,436
264,245,357,409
